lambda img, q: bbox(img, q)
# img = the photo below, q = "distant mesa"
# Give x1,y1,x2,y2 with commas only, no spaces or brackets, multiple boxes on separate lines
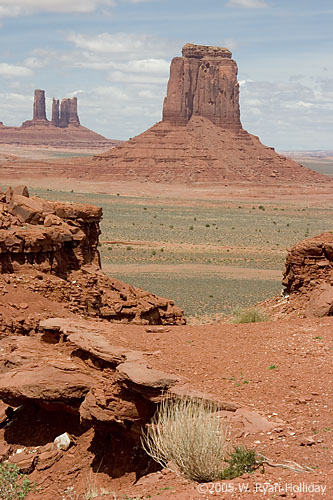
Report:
21,89,80,129
0,89,118,149
90,43,329,185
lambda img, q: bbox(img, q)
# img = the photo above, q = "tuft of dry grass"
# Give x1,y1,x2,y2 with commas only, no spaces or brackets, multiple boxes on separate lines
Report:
141,395,229,482
231,306,270,324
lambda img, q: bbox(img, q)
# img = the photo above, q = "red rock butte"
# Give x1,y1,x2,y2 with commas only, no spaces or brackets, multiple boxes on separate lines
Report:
0,89,117,149
88,43,329,185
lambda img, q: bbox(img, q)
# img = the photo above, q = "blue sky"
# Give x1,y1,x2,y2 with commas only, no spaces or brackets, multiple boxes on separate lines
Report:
0,0,332,150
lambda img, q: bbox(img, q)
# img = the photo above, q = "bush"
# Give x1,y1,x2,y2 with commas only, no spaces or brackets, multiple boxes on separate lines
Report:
232,307,270,324
0,463,32,500
141,395,229,482
220,445,264,479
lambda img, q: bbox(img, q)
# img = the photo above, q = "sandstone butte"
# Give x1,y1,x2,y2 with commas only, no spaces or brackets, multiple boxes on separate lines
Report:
87,43,330,185
0,89,118,150
1,43,331,186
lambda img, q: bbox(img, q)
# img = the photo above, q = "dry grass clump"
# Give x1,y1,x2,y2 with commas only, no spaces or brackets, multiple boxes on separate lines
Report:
141,395,229,482
232,306,270,324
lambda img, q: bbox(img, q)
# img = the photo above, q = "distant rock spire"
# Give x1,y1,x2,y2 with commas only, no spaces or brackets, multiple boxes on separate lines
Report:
59,97,80,128
51,98,60,127
33,89,48,122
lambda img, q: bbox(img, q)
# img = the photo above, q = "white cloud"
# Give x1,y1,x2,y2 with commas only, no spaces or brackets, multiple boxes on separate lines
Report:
0,62,32,77
23,56,48,69
0,0,115,17
226,0,268,8
222,38,240,51
0,92,33,125
239,79,333,149
67,32,176,60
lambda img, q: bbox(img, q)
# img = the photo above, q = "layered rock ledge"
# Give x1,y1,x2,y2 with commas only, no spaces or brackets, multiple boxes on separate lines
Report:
0,186,185,331
262,232,333,318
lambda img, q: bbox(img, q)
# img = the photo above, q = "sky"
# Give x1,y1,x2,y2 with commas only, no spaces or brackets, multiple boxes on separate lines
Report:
0,0,332,151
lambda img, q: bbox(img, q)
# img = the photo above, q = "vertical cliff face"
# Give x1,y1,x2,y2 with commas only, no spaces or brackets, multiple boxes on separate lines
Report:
68,97,80,127
59,97,80,128
51,98,60,126
162,43,242,130
33,89,48,122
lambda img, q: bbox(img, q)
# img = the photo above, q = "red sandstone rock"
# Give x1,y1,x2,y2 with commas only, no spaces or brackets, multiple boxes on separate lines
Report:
90,44,330,185
0,188,185,326
51,98,60,127
163,43,241,129
59,97,80,128
263,232,333,318
33,89,47,122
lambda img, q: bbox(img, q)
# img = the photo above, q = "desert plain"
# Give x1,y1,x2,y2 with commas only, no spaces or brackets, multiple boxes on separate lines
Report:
0,43,332,500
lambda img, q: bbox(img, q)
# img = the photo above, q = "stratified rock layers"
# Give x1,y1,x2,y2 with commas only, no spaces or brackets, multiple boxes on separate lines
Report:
91,43,329,185
262,232,333,319
0,186,185,327
163,43,241,130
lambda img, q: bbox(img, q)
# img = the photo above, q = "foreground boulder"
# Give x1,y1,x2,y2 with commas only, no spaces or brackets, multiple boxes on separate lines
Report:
263,232,333,318
0,186,185,330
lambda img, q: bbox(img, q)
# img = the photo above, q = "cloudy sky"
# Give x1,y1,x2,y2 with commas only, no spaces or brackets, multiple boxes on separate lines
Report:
0,0,332,150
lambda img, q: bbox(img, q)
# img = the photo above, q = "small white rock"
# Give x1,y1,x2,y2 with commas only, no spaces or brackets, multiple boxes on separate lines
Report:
54,432,72,451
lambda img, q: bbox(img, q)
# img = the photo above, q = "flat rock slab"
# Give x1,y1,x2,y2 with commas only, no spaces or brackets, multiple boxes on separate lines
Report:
68,331,144,365
0,363,95,407
117,361,180,389
231,407,283,433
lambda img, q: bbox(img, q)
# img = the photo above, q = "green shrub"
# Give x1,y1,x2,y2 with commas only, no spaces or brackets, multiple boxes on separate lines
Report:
232,307,270,324
0,463,32,500
141,395,229,482
220,445,264,479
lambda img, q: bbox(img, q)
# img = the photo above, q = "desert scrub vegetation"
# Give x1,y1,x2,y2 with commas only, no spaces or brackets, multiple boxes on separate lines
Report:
231,306,270,324
0,462,32,500
141,395,263,482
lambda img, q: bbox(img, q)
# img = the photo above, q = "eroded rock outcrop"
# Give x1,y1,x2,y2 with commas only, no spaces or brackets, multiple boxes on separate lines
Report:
59,97,80,128
262,232,333,318
22,90,80,129
0,186,185,329
163,43,241,130
0,320,184,436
